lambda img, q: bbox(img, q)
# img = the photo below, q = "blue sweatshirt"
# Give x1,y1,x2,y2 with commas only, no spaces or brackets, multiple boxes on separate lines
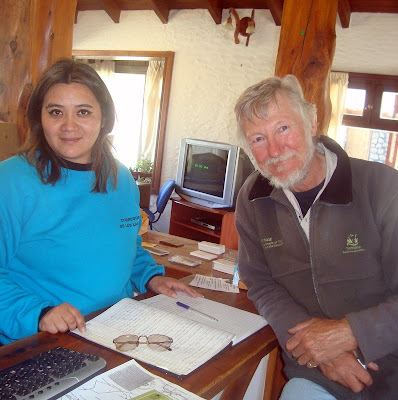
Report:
0,155,164,344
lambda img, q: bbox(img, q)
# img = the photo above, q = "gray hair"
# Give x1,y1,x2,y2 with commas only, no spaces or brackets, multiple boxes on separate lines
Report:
234,75,317,140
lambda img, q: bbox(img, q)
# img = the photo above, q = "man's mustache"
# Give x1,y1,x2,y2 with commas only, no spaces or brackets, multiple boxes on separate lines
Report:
266,151,296,166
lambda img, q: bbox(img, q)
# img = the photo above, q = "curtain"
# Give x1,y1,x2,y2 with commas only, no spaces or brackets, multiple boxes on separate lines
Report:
327,72,349,140
140,60,165,161
90,60,116,146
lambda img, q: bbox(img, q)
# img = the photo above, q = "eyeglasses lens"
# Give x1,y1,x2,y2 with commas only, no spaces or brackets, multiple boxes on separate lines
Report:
147,334,173,351
113,334,139,351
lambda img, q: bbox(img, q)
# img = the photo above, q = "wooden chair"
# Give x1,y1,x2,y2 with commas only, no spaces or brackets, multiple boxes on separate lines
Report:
264,346,288,400
219,212,239,250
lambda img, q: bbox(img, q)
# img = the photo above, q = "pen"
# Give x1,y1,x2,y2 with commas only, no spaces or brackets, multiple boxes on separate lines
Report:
176,301,218,322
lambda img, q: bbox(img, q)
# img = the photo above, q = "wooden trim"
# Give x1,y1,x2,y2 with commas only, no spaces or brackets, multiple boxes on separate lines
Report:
72,49,172,60
150,0,170,23
99,0,121,23
338,0,351,28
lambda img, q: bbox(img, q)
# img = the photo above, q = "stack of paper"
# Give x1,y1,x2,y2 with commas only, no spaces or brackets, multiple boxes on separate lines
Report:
212,258,236,275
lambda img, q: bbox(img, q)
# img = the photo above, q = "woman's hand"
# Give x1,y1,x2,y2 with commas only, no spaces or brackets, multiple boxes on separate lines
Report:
39,303,86,334
147,275,203,298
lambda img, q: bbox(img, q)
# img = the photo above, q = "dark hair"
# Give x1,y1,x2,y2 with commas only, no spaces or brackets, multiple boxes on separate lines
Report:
20,58,117,193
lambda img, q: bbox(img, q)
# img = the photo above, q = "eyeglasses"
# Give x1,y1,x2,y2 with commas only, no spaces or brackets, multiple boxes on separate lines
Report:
113,334,173,352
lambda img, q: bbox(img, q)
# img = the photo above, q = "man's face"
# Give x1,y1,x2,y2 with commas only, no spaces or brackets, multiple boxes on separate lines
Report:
242,95,317,189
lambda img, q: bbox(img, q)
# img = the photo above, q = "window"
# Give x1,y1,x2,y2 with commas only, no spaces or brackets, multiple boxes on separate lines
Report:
337,73,398,169
93,60,148,170
73,50,175,194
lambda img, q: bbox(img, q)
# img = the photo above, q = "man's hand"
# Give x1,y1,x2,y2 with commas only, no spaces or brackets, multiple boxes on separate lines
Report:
39,303,86,334
318,352,379,393
147,275,203,298
286,317,357,366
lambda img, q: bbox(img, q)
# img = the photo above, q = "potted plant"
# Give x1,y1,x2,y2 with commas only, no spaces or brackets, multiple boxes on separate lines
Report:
130,154,154,209
130,154,154,183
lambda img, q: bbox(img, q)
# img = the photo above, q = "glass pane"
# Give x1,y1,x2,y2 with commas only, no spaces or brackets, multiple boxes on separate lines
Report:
343,88,366,116
108,73,146,169
380,91,398,120
337,125,398,170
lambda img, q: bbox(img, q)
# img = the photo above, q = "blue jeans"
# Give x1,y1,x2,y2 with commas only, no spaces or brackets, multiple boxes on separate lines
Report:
280,378,337,400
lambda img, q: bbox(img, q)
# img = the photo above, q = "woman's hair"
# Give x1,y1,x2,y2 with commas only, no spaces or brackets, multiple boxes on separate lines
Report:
234,74,317,140
20,58,117,193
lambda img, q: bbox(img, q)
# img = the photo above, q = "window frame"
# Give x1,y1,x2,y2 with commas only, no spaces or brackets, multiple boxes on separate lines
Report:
342,72,398,132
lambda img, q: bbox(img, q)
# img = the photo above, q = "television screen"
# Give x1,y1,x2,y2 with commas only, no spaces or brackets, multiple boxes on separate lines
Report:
183,145,228,197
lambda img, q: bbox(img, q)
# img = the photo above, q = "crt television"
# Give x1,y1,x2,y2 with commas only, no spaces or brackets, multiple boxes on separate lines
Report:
175,138,254,208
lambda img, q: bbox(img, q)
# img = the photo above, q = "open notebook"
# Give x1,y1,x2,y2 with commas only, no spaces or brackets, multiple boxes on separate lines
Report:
73,294,267,378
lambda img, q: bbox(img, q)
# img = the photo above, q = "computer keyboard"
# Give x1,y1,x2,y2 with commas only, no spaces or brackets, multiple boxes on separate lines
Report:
0,346,107,400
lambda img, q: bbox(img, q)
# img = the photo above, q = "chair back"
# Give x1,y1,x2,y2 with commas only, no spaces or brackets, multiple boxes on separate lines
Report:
156,180,176,214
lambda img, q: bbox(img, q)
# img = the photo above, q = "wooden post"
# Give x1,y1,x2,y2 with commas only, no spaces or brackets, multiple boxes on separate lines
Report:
0,0,77,145
274,0,338,135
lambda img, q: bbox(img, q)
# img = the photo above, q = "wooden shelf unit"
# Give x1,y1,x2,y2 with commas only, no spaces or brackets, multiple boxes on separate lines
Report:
169,198,239,250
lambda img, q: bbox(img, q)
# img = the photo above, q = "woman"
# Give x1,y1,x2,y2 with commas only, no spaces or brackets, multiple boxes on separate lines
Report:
0,58,199,344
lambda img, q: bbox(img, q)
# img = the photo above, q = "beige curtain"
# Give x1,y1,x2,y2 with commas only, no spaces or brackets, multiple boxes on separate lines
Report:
327,72,349,140
140,60,165,160
91,60,115,85
90,60,118,145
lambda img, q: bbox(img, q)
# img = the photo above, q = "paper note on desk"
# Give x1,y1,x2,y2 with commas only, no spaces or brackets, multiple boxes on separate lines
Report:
190,274,239,293
142,292,268,346
60,358,204,400
72,298,235,377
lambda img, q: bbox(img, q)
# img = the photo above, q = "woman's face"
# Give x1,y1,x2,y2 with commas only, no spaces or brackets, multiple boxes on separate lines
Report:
41,82,103,164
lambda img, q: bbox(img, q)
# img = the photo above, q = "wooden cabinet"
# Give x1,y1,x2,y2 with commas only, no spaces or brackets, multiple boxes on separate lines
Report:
169,199,239,250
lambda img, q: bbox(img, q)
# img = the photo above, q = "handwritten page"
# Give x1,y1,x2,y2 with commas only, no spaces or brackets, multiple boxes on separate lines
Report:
142,292,268,345
73,298,234,377
189,274,240,293
60,358,204,400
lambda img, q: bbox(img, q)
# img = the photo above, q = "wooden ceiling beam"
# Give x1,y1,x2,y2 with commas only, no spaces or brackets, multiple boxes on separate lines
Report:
266,0,283,26
338,0,351,28
205,0,222,24
150,0,170,23
99,0,121,23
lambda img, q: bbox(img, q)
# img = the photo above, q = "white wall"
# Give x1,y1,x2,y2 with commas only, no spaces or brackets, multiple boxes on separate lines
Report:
73,9,280,181
73,10,398,231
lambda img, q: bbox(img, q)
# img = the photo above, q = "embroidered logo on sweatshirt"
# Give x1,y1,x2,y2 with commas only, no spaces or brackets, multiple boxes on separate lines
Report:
120,215,140,228
342,233,365,254
261,237,284,250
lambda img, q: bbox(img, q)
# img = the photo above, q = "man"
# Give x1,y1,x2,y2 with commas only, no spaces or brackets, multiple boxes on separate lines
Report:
234,75,398,400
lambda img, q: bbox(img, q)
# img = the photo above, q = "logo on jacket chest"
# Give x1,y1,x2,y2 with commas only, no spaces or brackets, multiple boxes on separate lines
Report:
342,233,365,254
261,237,284,250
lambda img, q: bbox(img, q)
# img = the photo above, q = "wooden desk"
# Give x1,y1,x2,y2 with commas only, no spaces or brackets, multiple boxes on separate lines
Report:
0,276,278,400
143,231,286,399
142,230,233,280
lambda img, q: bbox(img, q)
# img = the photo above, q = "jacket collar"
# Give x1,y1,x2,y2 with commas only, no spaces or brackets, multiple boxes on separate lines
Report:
248,135,352,205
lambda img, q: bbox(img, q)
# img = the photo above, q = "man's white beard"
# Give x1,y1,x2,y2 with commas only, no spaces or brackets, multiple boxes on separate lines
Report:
256,137,316,190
